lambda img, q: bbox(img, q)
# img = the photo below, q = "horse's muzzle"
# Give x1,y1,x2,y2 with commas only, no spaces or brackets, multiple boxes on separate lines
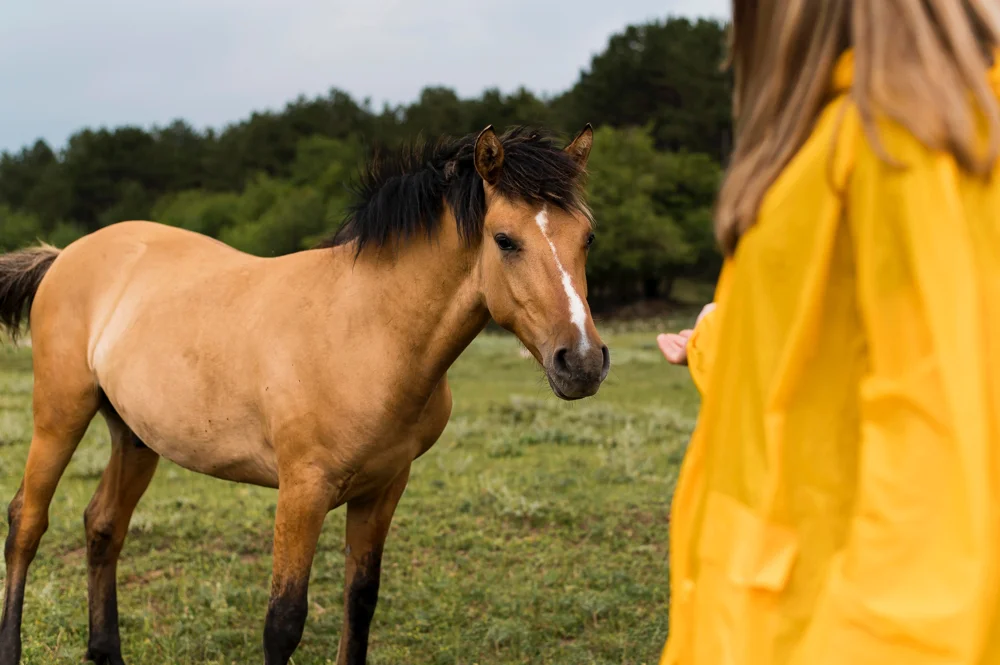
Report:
545,343,610,400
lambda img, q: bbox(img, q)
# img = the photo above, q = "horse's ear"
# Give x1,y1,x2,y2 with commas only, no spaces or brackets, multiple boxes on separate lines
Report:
474,125,504,186
565,123,594,168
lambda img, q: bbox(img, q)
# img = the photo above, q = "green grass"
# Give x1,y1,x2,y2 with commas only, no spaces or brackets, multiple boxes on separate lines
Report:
0,317,700,665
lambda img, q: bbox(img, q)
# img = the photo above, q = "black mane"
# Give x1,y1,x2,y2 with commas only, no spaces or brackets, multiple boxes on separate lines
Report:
320,127,589,254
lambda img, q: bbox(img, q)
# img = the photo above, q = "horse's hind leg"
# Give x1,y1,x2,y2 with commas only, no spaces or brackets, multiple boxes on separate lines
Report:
0,369,99,665
83,408,159,665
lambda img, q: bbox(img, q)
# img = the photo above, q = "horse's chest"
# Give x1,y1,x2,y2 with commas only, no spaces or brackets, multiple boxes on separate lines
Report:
333,382,453,501
348,419,444,489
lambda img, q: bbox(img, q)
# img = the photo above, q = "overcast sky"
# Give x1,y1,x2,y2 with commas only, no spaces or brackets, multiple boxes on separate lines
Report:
0,0,729,154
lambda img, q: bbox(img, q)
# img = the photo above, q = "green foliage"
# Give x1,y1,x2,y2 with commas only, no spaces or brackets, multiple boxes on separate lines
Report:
557,18,731,158
153,175,334,257
652,152,724,283
47,221,87,249
290,135,361,201
152,190,243,238
0,206,86,251
0,16,729,302
220,181,328,256
585,126,720,301
0,142,58,212
0,205,43,251
97,180,153,228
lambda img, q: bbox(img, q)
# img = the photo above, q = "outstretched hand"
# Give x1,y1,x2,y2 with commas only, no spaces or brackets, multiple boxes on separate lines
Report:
657,303,716,366
657,330,693,365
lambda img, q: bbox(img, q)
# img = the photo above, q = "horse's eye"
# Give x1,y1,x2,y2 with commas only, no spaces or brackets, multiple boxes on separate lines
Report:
494,233,517,252
586,233,596,248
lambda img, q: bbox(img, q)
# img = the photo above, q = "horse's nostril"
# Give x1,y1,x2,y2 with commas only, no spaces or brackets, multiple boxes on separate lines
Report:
554,347,570,375
600,345,611,380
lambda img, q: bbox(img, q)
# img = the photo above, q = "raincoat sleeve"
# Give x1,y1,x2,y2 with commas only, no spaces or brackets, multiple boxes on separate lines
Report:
793,127,994,664
686,259,733,395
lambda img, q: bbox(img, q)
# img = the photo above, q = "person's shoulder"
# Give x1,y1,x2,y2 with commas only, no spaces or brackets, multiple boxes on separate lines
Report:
783,94,861,195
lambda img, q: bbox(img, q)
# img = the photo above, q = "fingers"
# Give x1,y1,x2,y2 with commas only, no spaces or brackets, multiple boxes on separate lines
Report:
658,302,714,367
657,333,690,365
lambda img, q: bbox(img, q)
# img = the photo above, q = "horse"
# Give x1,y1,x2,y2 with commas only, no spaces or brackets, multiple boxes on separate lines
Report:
0,124,609,665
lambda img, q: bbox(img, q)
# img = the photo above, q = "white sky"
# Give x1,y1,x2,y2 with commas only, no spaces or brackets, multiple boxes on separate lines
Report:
0,0,729,153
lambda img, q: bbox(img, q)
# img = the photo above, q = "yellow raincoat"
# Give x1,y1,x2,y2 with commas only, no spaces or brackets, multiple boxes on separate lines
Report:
661,51,1000,665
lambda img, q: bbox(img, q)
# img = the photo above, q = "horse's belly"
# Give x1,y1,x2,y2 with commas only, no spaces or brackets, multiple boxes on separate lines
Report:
91,296,280,486
147,428,279,488
98,366,280,487
116,400,280,487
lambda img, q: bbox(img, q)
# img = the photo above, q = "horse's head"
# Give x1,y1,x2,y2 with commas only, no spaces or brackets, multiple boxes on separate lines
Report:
473,125,609,400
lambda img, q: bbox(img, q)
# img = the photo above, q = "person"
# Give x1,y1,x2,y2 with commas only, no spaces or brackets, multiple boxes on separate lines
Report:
656,1,1000,664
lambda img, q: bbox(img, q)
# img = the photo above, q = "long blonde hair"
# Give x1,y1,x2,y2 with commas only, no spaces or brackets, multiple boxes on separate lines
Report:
716,0,1000,255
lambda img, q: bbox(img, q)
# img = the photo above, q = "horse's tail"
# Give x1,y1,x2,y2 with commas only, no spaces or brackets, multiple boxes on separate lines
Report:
0,243,61,342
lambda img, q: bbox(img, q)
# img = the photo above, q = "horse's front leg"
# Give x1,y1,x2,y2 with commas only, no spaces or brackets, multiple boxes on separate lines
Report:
262,465,334,665
336,466,410,665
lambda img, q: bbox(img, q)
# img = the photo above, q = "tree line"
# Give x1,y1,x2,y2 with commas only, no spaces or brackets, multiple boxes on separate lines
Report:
0,17,730,305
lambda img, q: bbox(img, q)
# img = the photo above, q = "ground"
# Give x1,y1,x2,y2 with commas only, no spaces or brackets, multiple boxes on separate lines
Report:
0,314,700,665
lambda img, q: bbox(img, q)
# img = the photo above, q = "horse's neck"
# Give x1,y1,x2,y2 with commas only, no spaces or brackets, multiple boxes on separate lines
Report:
329,234,489,395
387,245,489,381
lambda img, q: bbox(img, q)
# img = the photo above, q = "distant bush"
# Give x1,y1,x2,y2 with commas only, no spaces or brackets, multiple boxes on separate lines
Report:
0,205,43,252
152,190,243,238
219,182,328,256
585,126,720,303
47,221,88,248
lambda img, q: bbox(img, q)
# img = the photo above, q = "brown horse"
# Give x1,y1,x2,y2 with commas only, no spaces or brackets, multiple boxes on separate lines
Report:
0,125,608,665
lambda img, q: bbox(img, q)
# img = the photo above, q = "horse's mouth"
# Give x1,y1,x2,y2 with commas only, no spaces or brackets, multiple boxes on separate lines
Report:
546,374,598,401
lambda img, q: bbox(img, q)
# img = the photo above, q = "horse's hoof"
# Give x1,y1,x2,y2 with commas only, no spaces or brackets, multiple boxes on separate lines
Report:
0,634,21,665
84,647,126,665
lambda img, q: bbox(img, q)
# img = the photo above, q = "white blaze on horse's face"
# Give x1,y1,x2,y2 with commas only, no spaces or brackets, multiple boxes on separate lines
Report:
534,206,590,354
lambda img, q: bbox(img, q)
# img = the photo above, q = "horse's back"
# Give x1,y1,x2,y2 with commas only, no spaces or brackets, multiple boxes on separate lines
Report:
34,220,250,359
58,220,250,281
46,220,249,294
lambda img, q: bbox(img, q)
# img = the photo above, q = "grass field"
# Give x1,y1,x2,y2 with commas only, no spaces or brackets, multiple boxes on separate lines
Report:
0,315,700,665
